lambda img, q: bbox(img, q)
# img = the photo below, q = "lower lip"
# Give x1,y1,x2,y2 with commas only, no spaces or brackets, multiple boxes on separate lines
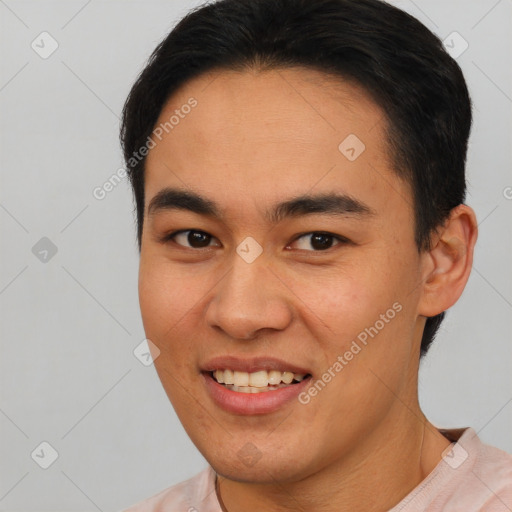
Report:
202,372,312,415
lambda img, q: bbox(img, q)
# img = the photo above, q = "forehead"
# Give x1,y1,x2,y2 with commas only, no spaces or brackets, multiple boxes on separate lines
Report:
144,67,410,223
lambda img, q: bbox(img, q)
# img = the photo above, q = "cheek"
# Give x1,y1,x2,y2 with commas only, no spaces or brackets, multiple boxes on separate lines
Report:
307,259,418,416
138,259,204,397
138,256,204,337
284,260,399,340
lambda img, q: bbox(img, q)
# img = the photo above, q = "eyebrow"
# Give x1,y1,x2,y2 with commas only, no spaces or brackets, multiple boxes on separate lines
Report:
147,187,376,223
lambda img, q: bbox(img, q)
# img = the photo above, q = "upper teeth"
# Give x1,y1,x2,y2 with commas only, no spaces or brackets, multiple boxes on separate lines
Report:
213,369,306,387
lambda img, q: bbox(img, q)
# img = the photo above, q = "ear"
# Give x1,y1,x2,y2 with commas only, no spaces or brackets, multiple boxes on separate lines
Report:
418,204,478,317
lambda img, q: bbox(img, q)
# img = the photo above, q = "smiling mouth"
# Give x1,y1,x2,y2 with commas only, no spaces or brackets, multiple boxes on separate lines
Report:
210,369,311,393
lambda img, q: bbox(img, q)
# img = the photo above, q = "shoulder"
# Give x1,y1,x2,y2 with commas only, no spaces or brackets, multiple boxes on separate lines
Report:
438,428,512,511
391,428,512,512
121,466,219,512
453,428,512,488
472,436,512,497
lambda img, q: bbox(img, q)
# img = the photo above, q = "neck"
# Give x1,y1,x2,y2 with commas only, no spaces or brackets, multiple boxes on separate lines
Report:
215,406,451,512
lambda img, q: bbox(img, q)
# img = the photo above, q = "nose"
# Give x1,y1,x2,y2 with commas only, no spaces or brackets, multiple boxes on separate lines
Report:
205,256,293,340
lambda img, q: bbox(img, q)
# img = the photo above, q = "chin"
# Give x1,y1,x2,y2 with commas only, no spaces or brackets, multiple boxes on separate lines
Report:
196,435,319,485
211,457,307,485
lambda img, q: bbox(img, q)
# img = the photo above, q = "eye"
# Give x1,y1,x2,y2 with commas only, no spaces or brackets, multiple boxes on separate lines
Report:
287,232,348,251
164,229,221,249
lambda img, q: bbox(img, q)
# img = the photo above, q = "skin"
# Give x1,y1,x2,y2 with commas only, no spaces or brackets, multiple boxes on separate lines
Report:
139,67,478,512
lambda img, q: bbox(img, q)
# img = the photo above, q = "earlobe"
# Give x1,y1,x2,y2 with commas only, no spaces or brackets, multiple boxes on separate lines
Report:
418,205,478,317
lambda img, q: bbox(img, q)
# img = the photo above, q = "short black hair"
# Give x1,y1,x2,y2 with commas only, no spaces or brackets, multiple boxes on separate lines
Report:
120,0,472,356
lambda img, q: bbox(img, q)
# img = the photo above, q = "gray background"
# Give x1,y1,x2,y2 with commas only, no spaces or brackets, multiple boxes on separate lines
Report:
0,0,511,510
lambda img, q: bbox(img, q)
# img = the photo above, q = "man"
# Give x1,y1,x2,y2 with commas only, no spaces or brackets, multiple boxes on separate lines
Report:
120,0,512,510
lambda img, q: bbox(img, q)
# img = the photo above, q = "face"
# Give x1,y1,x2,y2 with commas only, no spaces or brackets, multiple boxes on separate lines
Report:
139,67,428,483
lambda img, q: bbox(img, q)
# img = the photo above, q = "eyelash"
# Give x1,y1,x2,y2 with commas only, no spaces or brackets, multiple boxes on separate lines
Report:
160,229,350,252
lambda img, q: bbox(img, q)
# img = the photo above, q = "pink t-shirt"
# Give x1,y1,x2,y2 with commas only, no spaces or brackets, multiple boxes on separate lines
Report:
123,428,512,511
